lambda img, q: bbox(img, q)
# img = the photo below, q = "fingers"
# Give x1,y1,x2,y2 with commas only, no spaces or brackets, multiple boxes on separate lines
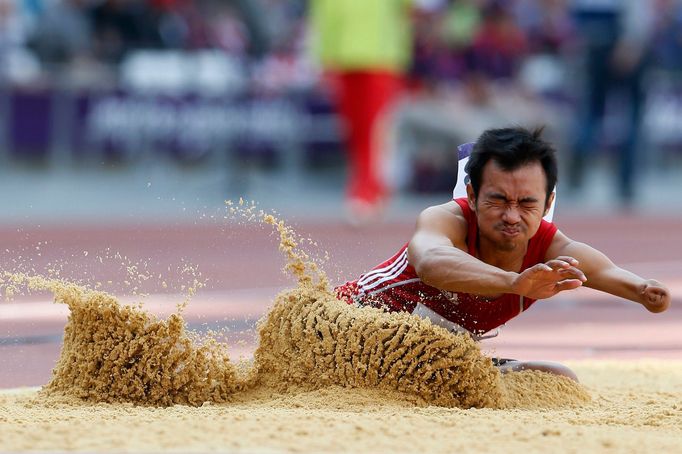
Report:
554,279,584,292
534,263,553,272
557,267,587,282
542,259,587,282
554,256,580,267
545,258,578,270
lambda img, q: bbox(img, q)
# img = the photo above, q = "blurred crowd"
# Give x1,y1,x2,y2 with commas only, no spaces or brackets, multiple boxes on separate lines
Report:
0,0,680,88
0,0,307,88
0,0,681,207
412,0,682,85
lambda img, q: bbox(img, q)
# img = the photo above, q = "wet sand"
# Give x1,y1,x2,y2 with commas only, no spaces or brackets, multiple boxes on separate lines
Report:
2,360,681,453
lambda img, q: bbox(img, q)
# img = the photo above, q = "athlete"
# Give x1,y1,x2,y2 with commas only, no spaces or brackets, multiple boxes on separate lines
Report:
335,126,671,381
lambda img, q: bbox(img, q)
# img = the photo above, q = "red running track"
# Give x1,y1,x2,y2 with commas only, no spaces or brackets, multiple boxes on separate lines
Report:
1,214,681,388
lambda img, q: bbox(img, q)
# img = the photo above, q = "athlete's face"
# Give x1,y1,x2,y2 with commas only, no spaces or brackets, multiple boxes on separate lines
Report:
467,160,553,252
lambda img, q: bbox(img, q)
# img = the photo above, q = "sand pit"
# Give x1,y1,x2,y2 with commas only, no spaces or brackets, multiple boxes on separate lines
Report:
2,361,681,452
1,206,679,452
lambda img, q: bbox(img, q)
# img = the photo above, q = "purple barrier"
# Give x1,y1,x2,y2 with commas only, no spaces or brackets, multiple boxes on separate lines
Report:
3,88,343,164
10,84,677,165
10,89,53,160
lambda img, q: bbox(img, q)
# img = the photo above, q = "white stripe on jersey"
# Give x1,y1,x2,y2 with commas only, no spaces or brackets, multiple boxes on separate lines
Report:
361,254,410,292
365,277,422,297
357,248,408,287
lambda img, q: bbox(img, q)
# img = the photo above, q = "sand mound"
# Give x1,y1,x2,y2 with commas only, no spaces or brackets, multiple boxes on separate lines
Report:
255,286,502,408
48,289,242,407
500,369,590,409
3,274,243,407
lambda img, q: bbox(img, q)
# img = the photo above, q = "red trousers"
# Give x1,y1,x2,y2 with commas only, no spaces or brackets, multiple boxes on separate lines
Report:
335,71,402,204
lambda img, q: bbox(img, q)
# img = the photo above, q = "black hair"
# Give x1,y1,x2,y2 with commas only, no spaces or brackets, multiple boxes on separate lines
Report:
464,126,558,204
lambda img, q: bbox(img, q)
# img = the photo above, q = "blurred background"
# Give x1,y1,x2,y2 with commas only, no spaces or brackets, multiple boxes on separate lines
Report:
0,0,680,222
1,0,681,387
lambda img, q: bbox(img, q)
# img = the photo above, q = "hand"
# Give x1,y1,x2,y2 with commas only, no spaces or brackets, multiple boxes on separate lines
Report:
511,256,587,300
638,280,671,313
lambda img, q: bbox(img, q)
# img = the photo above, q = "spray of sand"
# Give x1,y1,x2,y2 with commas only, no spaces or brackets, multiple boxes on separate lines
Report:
1,273,243,406
1,203,589,409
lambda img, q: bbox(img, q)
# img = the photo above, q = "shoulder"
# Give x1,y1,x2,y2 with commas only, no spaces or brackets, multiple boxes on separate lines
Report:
417,201,466,225
414,201,469,246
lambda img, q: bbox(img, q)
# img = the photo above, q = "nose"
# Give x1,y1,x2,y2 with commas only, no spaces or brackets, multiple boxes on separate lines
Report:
502,205,521,224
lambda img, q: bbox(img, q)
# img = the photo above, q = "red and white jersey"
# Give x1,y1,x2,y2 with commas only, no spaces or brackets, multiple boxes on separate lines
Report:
335,198,558,336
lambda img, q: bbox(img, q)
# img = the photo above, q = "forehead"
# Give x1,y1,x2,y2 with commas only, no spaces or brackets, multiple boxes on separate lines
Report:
480,160,547,198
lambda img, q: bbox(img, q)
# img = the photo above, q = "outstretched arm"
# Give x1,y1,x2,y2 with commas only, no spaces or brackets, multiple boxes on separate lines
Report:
407,203,585,298
546,230,671,313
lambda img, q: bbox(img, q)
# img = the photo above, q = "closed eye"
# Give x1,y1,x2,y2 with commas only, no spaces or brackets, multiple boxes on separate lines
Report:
519,197,540,209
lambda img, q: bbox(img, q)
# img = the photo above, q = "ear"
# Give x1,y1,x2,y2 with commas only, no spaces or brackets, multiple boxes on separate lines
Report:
466,183,476,212
544,191,555,216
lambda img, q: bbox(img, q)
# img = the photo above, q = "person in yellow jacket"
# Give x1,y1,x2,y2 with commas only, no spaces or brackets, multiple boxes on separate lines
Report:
310,0,413,223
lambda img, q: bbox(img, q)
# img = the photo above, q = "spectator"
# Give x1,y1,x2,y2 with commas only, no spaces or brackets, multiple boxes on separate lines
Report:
514,0,573,56
469,2,528,80
651,0,682,71
89,0,162,63
28,0,92,67
0,0,42,83
309,0,412,224
569,0,655,205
